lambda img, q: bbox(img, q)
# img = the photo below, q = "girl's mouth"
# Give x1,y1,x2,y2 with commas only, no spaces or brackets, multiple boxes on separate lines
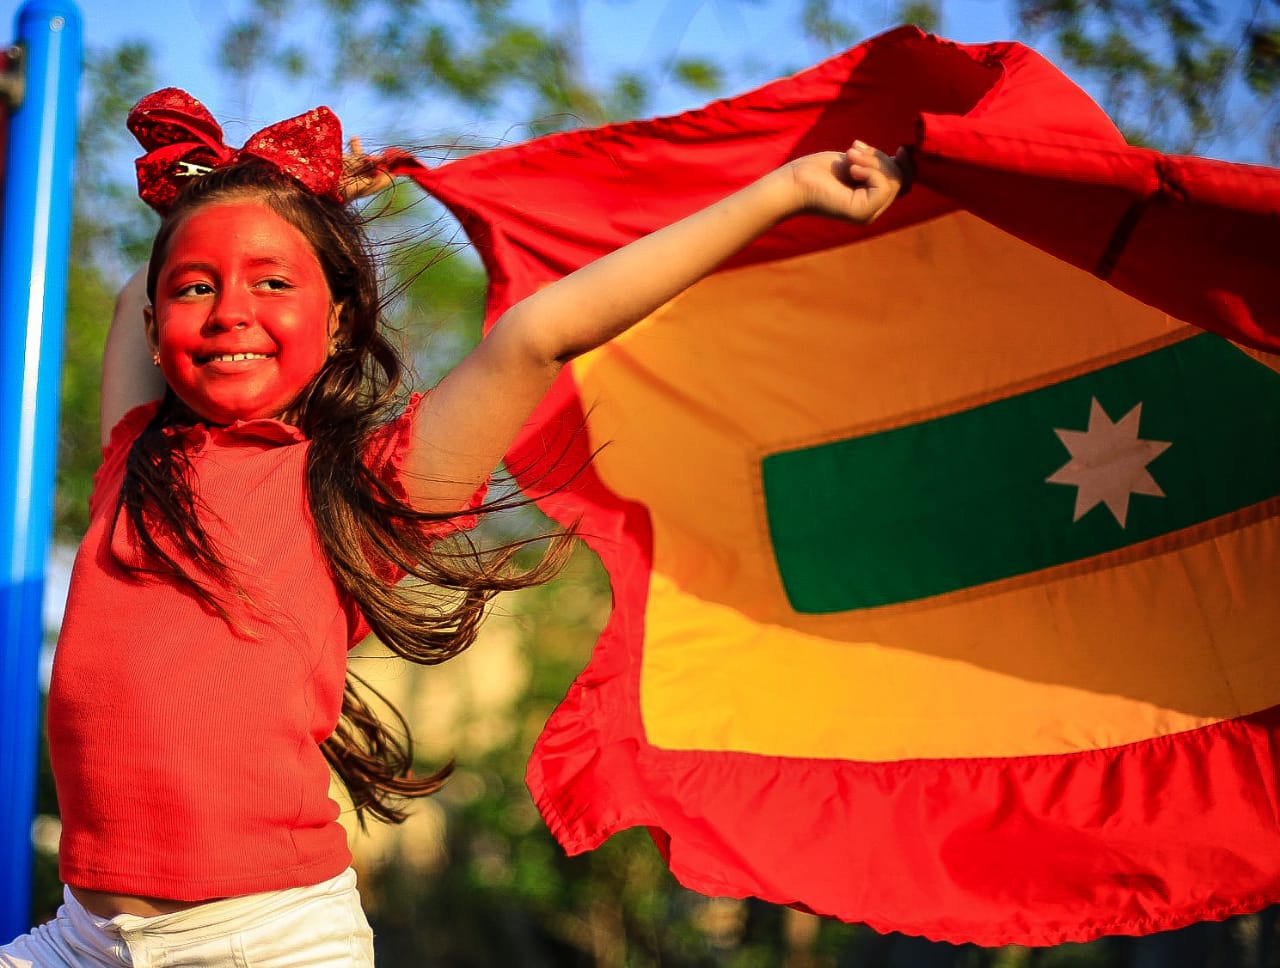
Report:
197,352,274,364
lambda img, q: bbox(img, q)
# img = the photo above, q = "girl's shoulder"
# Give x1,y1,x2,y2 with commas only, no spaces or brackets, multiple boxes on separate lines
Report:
103,400,163,459
365,391,488,534
363,391,426,481
90,401,162,518
100,402,162,466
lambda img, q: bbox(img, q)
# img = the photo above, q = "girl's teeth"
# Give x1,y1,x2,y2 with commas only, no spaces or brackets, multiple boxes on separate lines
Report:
212,353,268,362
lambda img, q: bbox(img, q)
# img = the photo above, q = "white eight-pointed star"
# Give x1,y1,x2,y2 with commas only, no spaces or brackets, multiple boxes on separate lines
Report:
1045,397,1172,528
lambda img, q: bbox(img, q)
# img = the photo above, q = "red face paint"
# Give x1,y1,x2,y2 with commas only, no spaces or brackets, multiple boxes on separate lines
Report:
150,201,339,425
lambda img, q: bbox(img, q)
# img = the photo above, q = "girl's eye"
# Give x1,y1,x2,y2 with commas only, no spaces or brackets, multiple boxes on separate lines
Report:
176,282,214,297
258,278,291,291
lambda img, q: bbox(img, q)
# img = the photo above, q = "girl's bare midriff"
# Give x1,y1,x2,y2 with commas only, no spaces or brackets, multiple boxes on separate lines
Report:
69,886,213,918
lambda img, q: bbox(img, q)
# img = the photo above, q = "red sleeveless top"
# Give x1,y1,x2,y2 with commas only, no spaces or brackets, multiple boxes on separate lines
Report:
48,396,482,900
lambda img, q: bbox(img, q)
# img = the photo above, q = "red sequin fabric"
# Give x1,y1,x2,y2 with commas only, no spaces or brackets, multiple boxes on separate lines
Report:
127,87,344,213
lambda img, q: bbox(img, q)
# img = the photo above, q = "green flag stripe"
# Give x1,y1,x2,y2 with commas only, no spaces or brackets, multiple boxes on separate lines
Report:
763,335,1280,613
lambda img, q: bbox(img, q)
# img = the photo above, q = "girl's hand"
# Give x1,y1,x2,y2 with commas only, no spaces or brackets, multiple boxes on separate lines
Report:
340,137,396,202
787,140,909,225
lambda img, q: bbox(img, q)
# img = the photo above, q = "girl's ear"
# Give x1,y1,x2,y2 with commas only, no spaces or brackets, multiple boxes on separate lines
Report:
326,302,346,356
143,304,158,355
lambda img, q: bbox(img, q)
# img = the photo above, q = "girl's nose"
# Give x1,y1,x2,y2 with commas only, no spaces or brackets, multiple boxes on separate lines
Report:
205,289,253,332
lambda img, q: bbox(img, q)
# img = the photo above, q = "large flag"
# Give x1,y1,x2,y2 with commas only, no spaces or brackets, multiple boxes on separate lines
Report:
403,26,1280,947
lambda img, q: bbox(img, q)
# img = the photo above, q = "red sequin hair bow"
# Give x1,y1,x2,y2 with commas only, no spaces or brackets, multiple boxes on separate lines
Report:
127,87,345,214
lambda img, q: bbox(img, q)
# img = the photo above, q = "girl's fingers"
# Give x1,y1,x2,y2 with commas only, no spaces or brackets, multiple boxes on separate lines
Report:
849,140,887,167
341,137,396,201
850,139,901,165
853,141,908,202
842,141,906,223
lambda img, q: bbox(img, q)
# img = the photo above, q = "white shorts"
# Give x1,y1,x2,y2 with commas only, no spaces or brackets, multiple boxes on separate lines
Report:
0,868,374,967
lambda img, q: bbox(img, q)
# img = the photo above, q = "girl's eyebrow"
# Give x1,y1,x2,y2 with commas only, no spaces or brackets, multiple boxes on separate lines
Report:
162,259,216,276
163,256,300,276
244,255,300,270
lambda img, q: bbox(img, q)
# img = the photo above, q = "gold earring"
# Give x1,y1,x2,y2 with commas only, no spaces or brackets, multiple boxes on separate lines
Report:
151,351,160,367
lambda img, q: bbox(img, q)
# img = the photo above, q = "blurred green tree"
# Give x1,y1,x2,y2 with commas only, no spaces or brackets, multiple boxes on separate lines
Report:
56,41,157,540
1014,0,1280,159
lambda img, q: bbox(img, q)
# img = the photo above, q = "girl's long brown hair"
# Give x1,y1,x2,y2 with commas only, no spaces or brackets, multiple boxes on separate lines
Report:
118,160,565,824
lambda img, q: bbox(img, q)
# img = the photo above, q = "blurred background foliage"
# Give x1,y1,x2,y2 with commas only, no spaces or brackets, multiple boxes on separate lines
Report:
38,0,1280,964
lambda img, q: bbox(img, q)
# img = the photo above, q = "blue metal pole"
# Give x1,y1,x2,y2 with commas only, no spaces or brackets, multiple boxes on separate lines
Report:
0,0,80,938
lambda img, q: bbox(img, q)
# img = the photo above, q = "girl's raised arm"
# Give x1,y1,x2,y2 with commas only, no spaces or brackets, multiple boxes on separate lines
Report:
397,142,906,513
101,265,166,446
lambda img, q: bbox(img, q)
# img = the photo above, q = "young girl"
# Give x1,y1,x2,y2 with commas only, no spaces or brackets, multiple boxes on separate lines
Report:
0,87,904,966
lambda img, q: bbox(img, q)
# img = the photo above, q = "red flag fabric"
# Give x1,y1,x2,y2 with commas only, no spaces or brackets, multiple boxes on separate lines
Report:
402,26,1280,947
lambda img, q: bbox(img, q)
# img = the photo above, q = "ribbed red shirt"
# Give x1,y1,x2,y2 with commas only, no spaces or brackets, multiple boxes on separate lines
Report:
48,396,480,900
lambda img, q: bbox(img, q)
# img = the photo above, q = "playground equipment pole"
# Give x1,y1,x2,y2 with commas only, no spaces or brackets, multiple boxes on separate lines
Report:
0,0,80,936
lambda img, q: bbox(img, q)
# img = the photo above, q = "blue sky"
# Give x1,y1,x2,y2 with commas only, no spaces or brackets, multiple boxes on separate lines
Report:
1,0,1018,143
3,1,1272,167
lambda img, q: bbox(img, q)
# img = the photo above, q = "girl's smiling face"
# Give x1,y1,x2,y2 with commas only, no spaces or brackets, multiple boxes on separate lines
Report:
147,200,341,425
